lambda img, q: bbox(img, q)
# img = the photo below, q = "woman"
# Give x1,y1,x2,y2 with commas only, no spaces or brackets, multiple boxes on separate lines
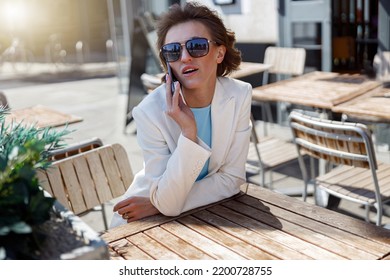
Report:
110,2,252,227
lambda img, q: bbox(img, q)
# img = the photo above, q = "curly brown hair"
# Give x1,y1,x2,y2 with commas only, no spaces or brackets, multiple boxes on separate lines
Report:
156,2,241,77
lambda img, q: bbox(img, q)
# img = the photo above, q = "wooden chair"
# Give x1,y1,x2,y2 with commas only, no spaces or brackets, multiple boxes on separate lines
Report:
373,51,390,83
260,46,306,128
37,143,133,230
289,109,390,226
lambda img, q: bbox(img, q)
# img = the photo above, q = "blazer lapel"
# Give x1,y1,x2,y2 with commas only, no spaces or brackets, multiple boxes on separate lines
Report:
209,78,235,173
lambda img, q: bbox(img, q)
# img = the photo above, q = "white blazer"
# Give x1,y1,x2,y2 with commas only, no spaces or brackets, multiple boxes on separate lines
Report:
110,76,252,228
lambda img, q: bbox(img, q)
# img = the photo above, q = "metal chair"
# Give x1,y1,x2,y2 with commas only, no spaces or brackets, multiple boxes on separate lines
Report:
289,109,390,226
47,137,103,161
37,143,133,230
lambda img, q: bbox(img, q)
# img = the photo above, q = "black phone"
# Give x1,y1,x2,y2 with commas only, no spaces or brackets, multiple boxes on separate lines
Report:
167,63,177,95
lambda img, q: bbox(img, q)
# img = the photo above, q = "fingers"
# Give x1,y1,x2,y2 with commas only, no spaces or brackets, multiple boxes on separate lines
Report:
165,74,173,104
113,197,131,212
114,196,160,223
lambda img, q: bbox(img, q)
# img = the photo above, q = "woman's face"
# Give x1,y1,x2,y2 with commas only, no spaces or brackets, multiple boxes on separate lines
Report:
164,21,225,92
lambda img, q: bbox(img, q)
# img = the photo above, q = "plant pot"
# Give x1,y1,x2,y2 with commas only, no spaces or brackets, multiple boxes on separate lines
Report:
36,201,109,260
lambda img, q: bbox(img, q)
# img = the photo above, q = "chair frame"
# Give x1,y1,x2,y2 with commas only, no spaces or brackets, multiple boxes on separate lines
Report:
247,115,303,189
47,137,104,161
289,109,390,226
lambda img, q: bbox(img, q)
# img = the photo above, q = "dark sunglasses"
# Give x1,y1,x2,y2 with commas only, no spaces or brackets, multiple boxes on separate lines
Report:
161,37,217,62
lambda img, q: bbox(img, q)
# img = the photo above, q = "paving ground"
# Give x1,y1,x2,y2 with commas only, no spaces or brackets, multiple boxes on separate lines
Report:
2,64,389,234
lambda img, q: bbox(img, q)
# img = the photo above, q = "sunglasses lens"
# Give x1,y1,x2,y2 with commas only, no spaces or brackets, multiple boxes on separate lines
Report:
186,38,209,58
162,43,181,62
161,38,211,62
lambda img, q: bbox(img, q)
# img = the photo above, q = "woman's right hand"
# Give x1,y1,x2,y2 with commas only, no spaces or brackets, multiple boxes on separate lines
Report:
165,74,197,142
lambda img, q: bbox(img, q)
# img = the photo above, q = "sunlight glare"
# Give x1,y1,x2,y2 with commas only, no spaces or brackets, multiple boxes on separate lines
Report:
1,1,28,29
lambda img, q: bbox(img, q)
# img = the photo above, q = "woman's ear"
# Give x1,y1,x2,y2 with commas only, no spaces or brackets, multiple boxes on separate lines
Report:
216,45,226,64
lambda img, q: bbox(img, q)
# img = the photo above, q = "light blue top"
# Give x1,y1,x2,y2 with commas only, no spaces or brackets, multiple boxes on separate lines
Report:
191,105,212,181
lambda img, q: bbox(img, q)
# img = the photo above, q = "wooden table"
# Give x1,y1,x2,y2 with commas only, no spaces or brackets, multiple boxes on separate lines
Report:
252,71,381,110
5,104,83,128
101,184,390,260
332,86,390,123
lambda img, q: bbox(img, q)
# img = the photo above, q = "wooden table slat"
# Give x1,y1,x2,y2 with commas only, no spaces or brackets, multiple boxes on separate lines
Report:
101,214,176,243
127,232,183,260
161,220,246,260
109,238,153,260
178,215,277,260
228,197,377,259
144,226,214,260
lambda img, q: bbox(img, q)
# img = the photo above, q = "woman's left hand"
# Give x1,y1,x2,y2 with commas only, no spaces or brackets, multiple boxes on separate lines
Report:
113,196,160,222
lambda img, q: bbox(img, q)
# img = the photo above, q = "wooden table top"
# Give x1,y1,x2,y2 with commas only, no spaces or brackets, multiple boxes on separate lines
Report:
331,86,390,123
5,104,83,128
252,71,381,109
101,184,390,260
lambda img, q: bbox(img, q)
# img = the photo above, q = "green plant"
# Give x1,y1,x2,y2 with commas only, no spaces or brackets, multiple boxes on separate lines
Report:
0,106,72,259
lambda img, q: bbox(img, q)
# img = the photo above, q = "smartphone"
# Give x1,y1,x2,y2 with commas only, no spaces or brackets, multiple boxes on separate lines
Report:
167,63,177,95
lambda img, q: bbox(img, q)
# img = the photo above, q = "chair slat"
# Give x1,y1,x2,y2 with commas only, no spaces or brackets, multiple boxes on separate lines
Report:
99,146,126,198
73,156,100,209
59,160,88,214
113,143,133,189
85,150,114,203
42,166,70,209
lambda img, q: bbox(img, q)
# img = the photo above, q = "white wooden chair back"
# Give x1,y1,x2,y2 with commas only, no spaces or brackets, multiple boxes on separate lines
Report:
263,46,306,81
37,143,133,229
373,51,390,83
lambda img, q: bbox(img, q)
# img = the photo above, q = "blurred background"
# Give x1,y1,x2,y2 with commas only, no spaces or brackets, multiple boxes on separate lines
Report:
1,0,388,89
1,0,389,151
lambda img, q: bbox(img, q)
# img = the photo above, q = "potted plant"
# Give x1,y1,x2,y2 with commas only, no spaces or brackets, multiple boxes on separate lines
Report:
0,106,108,259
